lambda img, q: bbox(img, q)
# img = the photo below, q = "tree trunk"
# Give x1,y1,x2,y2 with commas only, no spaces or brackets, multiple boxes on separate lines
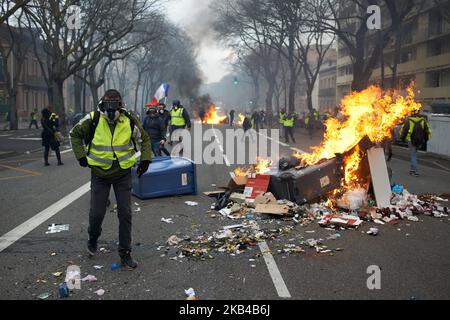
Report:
265,79,275,126
52,79,66,133
74,73,83,113
306,88,313,113
390,29,402,89
9,93,18,130
134,72,142,113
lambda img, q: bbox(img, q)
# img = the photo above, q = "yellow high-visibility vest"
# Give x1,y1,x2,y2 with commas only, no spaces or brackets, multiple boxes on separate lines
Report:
87,112,136,171
171,107,186,126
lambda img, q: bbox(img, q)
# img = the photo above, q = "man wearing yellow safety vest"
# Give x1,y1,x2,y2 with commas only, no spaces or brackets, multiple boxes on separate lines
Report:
70,90,152,269
283,112,297,143
400,112,432,177
169,100,191,146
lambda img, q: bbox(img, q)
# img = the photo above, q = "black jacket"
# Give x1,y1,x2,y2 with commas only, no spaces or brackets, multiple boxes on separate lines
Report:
41,109,59,149
143,115,167,143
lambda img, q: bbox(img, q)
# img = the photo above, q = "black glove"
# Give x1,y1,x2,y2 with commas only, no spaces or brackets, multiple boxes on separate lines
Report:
137,160,151,178
79,157,88,168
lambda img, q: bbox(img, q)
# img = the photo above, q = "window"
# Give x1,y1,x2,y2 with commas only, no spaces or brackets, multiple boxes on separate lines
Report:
429,10,443,36
427,41,442,56
426,69,450,88
400,48,416,63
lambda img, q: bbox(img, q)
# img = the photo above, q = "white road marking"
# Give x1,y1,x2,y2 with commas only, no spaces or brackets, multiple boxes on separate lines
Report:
8,138,41,141
60,149,73,155
213,125,291,298
0,182,91,253
257,132,307,154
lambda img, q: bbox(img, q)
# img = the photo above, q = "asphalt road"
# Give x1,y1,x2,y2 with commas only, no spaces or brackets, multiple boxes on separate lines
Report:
0,124,449,300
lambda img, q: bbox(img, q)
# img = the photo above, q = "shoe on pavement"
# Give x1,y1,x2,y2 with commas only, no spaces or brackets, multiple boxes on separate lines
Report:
410,171,420,177
87,239,98,257
58,162,64,166
120,252,138,269
45,163,50,166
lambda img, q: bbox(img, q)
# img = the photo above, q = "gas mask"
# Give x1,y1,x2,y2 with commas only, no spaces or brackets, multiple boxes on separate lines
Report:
103,101,122,121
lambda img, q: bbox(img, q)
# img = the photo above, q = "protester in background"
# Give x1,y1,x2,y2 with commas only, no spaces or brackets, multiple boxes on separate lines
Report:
169,100,191,146
143,106,167,157
70,89,152,269
199,108,206,124
400,113,432,177
251,110,261,132
282,112,297,144
229,109,235,127
41,106,63,166
29,108,39,129
242,113,255,142
259,110,266,129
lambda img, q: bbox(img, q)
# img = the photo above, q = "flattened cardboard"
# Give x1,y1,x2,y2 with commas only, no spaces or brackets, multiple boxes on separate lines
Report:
367,147,392,209
255,204,290,216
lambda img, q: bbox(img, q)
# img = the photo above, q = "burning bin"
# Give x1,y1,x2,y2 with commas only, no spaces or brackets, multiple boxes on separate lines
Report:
268,157,343,205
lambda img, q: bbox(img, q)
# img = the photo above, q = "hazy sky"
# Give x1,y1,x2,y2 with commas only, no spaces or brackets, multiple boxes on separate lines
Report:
165,0,231,84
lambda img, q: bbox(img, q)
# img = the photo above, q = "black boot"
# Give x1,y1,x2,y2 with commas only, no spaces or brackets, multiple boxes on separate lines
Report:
87,237,98,257
56,149,64,166
120,252,138,269
44,147,50,166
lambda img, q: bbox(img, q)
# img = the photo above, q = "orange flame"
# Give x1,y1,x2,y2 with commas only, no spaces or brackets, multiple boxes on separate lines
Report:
234,157,273,177
204,105,228,125
238,113,245,125
296,84,421,191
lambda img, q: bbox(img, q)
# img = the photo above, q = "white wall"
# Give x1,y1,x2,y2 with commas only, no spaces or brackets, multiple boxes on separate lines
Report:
428,115,450,157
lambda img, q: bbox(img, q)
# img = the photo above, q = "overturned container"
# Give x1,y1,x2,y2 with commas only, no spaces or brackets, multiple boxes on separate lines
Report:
132,157,197,200
269,157,343,205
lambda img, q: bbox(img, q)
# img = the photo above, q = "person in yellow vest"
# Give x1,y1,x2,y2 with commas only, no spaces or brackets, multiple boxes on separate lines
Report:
400,113,432,177
169,100,191,146
29,108,39,129
70,89,152,269
283,112,297,143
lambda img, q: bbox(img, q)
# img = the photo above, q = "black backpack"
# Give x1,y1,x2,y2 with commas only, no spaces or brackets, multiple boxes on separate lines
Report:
410,119,427,147
86,111,137,156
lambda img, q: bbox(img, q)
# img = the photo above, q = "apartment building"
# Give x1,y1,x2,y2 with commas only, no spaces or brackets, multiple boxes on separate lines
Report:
336,2,450,111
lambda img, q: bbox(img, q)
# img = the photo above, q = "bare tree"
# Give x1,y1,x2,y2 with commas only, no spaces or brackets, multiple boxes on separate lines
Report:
23,0,158,129
0,0,30,25
316,0,419,91
214,0,283,122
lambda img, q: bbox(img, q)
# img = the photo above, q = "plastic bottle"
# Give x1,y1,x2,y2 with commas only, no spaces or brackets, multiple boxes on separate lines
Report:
58,282,69,298
111,263,120,271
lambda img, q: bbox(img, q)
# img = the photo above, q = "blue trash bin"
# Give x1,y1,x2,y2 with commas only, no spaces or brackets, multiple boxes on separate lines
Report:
132,157,197,200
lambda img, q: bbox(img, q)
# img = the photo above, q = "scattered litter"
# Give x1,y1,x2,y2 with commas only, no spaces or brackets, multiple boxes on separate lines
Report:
337,188,368,210
161,218,174,224
50,252,57,256
38,292,51,300
134,202,140,206
95,289,105,296
46,224,70,234
367,228,379,236
185,288,197,300
82,275,98,282
167,235,182,246
93,265,104,270
58,283,69,298
326,233,341,240
392,184,404,194
111,263,120,271
185,201,199,206
134,207,141,213
52,272,63,277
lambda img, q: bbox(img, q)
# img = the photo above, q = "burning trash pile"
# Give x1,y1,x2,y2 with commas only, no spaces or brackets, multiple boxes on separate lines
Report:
162,85,449,261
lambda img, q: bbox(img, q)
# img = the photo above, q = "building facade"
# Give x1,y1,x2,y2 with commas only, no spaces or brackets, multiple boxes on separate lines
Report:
336,3,450,111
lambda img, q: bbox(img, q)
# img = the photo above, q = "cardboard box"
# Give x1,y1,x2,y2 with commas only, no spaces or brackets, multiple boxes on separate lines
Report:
255,204,290,216
244,174,271,199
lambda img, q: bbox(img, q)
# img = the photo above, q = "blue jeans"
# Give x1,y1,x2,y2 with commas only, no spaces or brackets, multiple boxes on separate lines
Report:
151,141,162,157
408,142,418,173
